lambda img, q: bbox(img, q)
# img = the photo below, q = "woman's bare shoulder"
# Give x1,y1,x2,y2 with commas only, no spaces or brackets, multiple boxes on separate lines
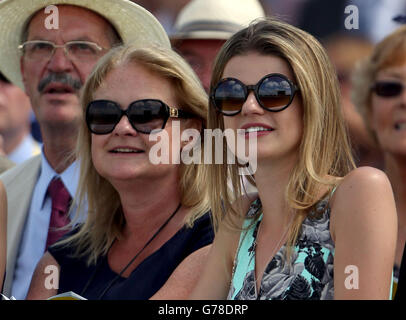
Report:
330,166,396,240
333,166,392,201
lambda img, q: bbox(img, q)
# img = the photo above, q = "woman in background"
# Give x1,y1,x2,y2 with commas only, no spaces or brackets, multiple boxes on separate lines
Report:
352,25,406,299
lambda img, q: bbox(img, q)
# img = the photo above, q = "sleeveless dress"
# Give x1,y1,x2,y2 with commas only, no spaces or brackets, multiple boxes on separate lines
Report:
228,195,335,300
48,212,214,300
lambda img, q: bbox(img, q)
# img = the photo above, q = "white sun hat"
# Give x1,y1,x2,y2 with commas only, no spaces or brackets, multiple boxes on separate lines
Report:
171,0,266,41
0,0,171,90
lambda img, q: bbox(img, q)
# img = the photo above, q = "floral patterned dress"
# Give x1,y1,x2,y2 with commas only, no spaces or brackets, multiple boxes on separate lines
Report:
228,194,335,300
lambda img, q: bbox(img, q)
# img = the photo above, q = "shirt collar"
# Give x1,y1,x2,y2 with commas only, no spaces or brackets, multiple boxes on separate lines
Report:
7,134,40,164
38,149,80,210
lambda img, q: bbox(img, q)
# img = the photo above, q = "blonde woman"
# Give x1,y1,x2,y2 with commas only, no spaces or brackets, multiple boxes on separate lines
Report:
188,18,397,300
352,25,406,299
0,181,6,292
26,44,213,300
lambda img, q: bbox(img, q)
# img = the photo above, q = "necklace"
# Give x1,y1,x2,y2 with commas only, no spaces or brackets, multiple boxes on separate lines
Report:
254,212,294,296
80,203,182,299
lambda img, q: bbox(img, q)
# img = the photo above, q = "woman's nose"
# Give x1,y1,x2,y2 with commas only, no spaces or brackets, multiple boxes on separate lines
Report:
241,91,265,116
113,114,138,136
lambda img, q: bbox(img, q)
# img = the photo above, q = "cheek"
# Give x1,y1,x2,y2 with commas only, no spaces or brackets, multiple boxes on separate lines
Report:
21,60,39,89
223,116,237,130
289,103,304,136
79,62,100,84
370,97,390,131
90,136,106,171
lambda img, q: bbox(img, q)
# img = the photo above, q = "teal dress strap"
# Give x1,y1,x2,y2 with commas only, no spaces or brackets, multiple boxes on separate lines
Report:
228,212,262,299
228,195,336,300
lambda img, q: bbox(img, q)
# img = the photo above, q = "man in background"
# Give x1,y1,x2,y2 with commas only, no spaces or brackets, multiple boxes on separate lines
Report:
172,0,265,195
0,72,40,164
171,0,266,92
0,0,169,299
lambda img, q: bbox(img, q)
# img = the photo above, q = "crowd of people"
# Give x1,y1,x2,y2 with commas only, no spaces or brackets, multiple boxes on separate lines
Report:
0,0,405,301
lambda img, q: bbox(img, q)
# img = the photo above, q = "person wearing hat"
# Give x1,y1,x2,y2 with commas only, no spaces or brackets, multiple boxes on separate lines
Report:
0,0,170,300
171,0,266,93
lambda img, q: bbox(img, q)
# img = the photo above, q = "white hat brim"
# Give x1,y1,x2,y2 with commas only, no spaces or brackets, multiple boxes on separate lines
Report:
0,0,170,90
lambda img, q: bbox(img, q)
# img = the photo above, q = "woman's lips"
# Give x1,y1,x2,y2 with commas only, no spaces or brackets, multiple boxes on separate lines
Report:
239,123,274,138
109,146,144,154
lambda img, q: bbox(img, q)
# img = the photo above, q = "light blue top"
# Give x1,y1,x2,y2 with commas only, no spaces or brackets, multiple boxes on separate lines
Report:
11,150,85,299
8,134,41,164
228,189,394,300
228,193,336,300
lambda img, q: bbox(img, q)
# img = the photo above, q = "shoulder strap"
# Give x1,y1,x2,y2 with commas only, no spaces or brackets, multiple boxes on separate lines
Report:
330,185,338,198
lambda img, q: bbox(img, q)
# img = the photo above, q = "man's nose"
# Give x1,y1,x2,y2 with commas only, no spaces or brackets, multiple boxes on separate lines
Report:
46,46,73,73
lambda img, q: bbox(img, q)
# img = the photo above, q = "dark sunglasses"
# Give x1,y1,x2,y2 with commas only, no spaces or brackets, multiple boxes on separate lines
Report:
86,99,194,135
211,73,299,116
371,81,405,97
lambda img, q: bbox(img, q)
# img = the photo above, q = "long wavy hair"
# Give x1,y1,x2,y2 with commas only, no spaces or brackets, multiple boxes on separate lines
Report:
207,18,355,257
60,44,209,265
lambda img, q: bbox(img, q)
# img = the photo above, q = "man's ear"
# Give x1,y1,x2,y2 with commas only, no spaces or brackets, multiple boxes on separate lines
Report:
20,56,27,93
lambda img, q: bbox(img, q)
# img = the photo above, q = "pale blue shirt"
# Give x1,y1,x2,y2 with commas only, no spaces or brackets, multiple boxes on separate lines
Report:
8,134,41,164
11,151,86,299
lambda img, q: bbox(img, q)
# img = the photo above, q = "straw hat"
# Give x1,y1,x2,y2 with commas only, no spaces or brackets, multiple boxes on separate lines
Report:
171,0,265,40
0,0,171,90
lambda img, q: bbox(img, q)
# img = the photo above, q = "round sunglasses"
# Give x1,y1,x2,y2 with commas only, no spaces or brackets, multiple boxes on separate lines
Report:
211,73,299,116
86,99,194,135
371,81,405,97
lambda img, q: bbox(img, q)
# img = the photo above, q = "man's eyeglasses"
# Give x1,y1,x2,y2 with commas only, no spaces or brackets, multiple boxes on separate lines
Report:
86,99,195,135
18,40,105,62
371,81,405,98
211,73,299,116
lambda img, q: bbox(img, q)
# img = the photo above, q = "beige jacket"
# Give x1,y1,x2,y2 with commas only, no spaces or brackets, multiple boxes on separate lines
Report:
0,155,41,296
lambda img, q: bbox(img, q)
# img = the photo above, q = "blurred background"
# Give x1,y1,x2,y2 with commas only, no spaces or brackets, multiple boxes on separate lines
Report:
133,0,406,44
2,0,406,168
131,0,406,168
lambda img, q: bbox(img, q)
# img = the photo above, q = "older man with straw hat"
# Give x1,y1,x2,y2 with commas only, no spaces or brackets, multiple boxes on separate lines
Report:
0,0,169,299
171,0,265,92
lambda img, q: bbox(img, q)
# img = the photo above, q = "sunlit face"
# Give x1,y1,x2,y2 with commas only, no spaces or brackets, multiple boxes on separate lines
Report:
221,52,303,163
20,5,113,131
90,62,194,185
370,63,406,157
175,39,225,93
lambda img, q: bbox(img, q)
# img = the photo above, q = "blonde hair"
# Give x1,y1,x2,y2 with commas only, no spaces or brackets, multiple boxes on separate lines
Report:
207,18,355,257
61,44,209,265
352,25,406,143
